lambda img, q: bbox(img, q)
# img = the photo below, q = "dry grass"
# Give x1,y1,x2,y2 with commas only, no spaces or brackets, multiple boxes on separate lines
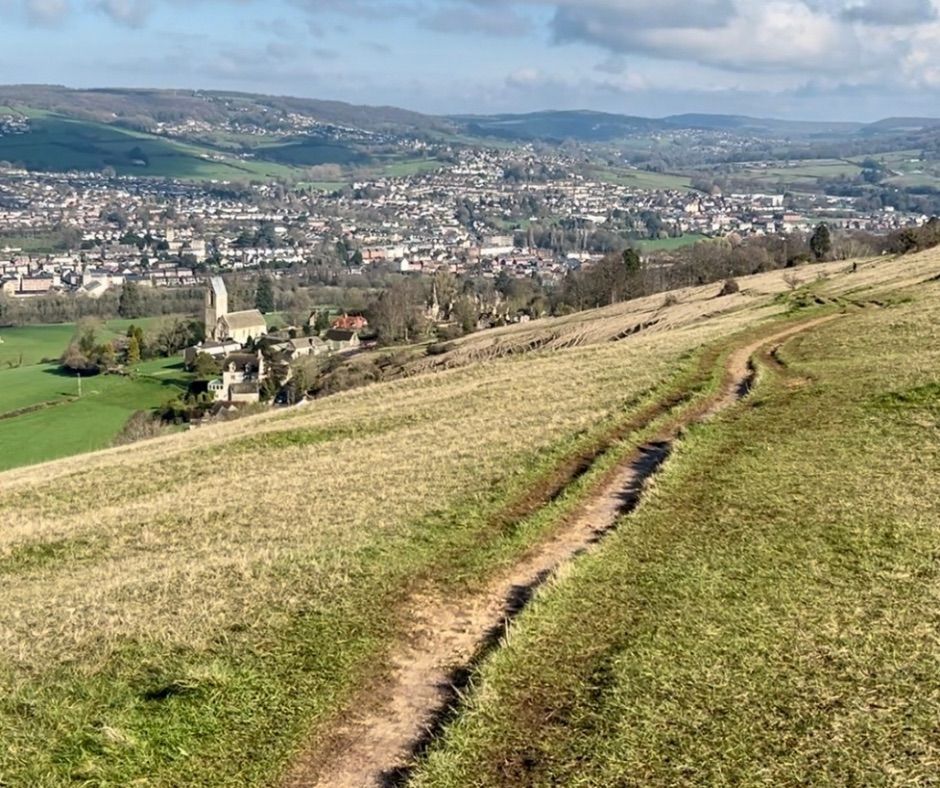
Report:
1,249,939,784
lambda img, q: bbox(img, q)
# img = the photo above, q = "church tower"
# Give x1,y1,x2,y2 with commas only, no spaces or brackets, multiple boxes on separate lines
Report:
205,276,228,341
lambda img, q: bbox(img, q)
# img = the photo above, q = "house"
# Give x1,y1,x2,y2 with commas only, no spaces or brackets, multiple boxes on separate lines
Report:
184,340,243,367
286,336,328,360
331,313,369,331
216,310,268,345
211,350,265,404
325,329,361,353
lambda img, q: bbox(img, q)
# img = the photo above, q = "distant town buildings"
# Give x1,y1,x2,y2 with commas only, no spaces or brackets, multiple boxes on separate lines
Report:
0,146,931,306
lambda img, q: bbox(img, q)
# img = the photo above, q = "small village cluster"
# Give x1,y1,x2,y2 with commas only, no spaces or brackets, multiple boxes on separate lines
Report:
184,276,367,404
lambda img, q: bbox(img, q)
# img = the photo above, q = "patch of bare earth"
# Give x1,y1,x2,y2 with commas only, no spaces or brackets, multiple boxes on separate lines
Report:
282,315,840,788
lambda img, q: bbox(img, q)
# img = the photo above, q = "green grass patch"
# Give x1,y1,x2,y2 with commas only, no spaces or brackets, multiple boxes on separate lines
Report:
589,167,692,191
639,233,707,252
0,316,187,369
0,113,296,179
0,357,190,470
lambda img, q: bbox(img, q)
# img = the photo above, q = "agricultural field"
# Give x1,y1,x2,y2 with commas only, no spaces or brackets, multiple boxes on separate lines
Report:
639,233,708,252
590,166,693,192
0,111,302,180
725,151,940,192
0,107,446,182
1,251,939,785
0,356,189,471
0,316,181,368
0,316,193,469
728,157,863,189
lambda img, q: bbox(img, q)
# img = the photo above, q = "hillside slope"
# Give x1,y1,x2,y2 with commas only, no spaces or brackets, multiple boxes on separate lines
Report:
412,261,940,785
1,251,939,785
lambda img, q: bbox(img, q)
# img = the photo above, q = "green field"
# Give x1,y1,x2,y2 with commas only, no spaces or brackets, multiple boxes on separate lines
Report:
0,108,447,182
728,152,940,191
0,317,193,469
591,167,693,191
639,233,707,252
0,112,297,180
376,157,444,178
0,316,183,368
412,281,940,785
0,357,189,470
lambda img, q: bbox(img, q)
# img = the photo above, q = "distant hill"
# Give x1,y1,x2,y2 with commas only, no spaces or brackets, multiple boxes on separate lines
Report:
449,110,925,142
450,110,663,142
861,117,940,134
0,85,938,177
662,113,863,136
0,85,449,135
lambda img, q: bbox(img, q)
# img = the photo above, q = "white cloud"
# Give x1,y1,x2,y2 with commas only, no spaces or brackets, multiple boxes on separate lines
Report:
24,0,70,24
94,0,150,26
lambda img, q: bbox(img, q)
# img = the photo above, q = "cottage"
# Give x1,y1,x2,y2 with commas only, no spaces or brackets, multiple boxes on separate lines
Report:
325,329,361,353
211,350,266,404
286,336,328,360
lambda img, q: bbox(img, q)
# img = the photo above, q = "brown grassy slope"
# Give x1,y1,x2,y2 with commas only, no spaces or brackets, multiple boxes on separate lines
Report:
0,250,938,785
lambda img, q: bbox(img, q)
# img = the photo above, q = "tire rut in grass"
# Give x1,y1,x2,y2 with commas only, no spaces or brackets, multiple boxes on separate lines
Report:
282,314,840,788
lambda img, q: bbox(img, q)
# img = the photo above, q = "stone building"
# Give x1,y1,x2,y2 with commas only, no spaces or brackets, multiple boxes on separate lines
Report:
204,275,267,345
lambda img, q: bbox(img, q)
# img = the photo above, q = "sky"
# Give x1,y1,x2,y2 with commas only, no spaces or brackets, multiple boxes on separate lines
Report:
3,0,940,121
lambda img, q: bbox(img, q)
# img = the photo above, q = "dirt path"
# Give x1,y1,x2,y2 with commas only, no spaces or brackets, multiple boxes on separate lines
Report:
282,314,840,788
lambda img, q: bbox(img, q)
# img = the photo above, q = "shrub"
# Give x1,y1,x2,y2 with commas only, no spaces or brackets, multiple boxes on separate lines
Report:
113,411,171,446
662,293,680,307
427,342,456,356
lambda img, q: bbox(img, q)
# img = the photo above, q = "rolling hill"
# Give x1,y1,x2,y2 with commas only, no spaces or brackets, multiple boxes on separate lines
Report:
1,85,938,178
2,249,940,785
0,111,298,179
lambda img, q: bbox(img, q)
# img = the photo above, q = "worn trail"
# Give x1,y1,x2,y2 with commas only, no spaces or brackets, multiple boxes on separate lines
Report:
282,315,838,788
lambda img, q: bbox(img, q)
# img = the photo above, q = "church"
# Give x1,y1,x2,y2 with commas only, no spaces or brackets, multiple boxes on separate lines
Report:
205,276,268,345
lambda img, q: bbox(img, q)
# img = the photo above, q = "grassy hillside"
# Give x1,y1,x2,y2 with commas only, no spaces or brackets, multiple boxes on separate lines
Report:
0,251,938,785
412,269,940,785
0,111,305,179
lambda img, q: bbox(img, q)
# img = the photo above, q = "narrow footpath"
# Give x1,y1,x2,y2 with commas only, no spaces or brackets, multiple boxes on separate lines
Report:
283,314,839,788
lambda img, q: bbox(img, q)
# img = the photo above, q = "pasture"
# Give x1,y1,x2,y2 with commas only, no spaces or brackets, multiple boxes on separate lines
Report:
0,112,297,180
639,233,707,252
0,357,189,471
590,166,693,191
0,316,194,470
0,316,181,368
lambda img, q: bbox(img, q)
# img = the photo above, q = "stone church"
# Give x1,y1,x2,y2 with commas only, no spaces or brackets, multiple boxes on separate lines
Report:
204,276,268,345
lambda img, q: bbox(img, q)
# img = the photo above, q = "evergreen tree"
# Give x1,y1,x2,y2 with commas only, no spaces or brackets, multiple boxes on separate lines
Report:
314,309,332,333
118,281,143,319
622,247,642,275
255,276,275,314
810,223,832,261
126,335,141,365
